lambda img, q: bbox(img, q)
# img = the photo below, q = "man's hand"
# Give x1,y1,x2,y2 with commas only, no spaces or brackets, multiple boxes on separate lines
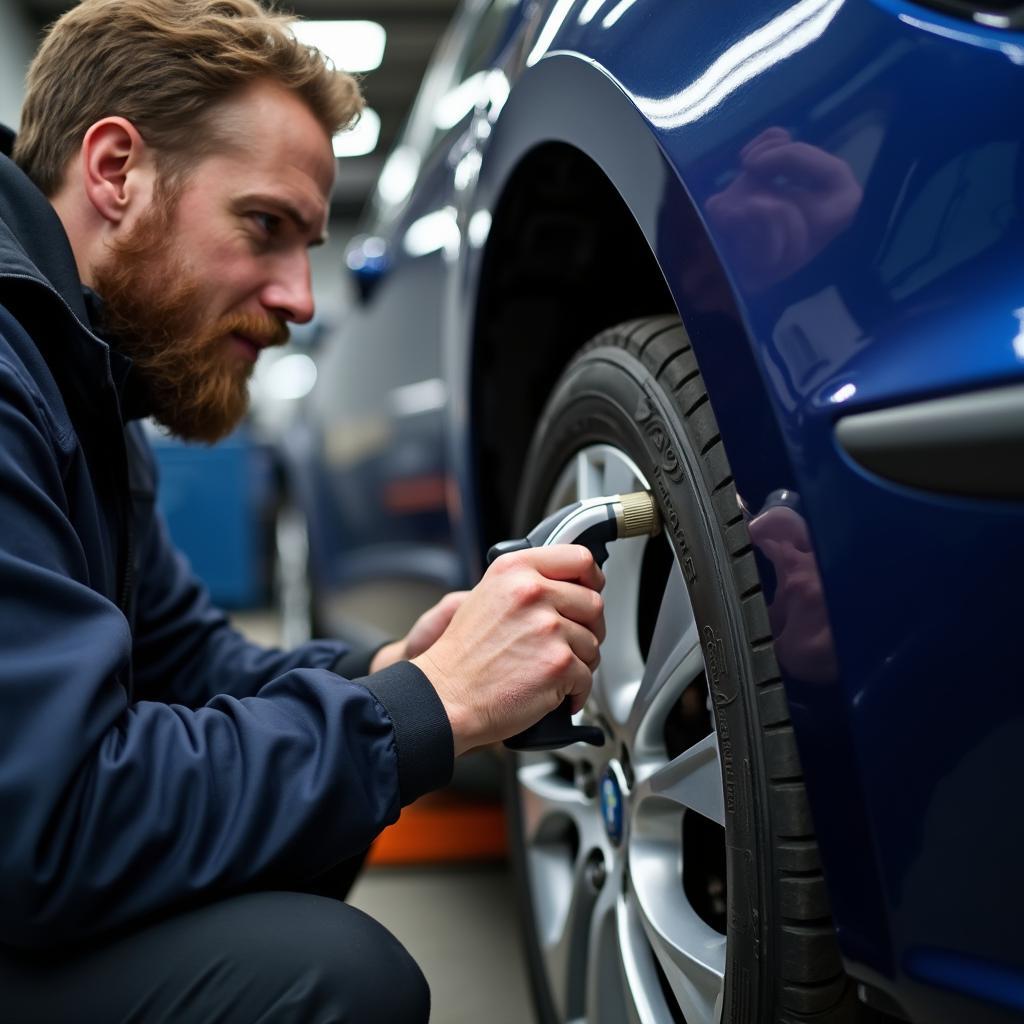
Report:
411,545,606,756
369,591,471,673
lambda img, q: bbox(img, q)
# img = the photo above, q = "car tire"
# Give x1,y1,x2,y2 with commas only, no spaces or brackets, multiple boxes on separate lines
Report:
505,316,858,1024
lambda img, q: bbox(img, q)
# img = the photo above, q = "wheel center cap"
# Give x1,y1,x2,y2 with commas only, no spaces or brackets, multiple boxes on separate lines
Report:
600,767,624,846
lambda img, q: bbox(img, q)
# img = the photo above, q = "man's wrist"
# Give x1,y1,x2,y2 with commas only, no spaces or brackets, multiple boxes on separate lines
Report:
410,651,475,757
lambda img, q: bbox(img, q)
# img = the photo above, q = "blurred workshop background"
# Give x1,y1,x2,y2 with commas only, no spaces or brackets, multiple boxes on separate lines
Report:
0,2,531,1020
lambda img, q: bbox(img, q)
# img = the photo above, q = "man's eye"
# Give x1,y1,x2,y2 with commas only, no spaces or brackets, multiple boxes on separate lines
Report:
251,212,281,235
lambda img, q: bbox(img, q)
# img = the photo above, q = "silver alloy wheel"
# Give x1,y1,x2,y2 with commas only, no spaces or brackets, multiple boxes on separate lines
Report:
274,503,313,648
515,443,727,1024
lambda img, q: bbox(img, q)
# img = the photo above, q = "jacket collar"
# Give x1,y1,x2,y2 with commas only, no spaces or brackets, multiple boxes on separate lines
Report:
0,125,146,420
0,125,91,326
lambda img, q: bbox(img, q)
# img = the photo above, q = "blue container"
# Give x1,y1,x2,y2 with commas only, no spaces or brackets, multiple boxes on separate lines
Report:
151,430,269,608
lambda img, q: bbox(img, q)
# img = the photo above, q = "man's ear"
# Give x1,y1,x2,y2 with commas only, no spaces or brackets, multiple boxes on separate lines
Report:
80,117,152,226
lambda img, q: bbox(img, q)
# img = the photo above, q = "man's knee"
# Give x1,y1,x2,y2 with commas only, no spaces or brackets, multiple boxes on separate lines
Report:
179,891,430,1024
301,896,430,1024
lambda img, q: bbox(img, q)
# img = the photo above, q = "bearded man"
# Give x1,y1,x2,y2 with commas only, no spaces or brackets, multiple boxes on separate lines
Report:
0,1,606,1020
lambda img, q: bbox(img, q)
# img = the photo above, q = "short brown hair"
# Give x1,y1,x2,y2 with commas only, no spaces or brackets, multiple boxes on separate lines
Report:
14,0,363,195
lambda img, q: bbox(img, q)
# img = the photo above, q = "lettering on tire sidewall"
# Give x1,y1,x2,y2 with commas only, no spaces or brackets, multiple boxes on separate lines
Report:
629,379,744,832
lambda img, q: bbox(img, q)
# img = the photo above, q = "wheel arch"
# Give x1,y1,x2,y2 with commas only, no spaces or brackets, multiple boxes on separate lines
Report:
466,54,793,559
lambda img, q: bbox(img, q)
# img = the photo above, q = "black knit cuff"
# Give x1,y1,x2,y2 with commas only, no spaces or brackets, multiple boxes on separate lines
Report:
361,661,454,805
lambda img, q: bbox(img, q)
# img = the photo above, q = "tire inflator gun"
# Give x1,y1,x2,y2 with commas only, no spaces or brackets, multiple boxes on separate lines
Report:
487,491,661,752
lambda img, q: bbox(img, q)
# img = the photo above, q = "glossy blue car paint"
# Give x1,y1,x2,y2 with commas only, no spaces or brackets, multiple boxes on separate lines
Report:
302,1,1024,1018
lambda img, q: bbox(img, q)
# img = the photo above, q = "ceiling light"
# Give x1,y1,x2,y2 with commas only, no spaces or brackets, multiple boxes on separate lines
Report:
292,20,386,73
333,108,380,158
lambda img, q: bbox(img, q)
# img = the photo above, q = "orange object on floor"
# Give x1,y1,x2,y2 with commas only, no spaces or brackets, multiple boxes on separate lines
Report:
368,791,507,866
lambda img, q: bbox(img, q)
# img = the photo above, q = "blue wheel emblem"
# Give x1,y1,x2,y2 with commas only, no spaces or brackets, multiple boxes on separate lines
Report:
600,769,624,846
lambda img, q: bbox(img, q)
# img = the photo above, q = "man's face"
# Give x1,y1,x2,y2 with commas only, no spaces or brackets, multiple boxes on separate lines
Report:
93,81,336,442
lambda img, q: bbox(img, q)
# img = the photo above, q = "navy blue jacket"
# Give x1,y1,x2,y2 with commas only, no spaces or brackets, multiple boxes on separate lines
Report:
0,130,453,949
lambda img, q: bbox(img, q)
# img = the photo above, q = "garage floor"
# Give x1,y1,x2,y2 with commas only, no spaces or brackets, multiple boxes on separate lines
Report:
349,866,532,1024
233,611,534,1023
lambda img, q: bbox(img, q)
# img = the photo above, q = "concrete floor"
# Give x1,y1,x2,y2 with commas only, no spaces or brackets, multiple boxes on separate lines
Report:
232,610,535,1023
349,866,533,1024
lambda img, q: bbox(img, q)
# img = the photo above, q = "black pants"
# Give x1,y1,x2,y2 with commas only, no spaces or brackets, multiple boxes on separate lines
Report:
0,860,430,1024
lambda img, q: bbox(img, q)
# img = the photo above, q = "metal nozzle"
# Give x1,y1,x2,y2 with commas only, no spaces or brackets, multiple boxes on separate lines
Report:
615,491,661,539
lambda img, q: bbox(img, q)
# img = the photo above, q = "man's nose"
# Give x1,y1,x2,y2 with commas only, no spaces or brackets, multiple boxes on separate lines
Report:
261,253,315,324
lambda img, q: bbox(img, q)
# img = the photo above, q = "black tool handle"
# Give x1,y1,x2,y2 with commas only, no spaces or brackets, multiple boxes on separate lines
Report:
489,514,614,751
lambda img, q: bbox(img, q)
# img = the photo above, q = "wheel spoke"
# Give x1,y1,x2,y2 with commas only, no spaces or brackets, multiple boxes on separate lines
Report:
576,450,604,500
591,534,646,724
542,851,603,1020
629,864,727,1024
644,563,697,687
582,865,638,1024
628,567,703,752
517,759,597,848
606,880,679,1024
635,732,725,827
581,870,669,1024
600,450,641,497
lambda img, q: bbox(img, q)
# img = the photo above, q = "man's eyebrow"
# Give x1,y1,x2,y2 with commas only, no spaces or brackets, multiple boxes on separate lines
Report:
236,193,328,246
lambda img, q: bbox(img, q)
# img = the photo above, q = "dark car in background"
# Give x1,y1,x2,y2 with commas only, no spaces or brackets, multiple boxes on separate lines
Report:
277,0,1024,1021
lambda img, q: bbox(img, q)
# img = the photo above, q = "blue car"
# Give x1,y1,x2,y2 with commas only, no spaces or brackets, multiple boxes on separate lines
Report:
283,1,1024,1021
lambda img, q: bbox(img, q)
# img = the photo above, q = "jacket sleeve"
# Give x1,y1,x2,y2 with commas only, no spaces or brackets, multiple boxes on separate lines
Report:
128,425,381,705
0,359,453,949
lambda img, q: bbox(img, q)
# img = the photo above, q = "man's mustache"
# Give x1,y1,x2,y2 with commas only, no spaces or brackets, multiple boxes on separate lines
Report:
215,313,290,349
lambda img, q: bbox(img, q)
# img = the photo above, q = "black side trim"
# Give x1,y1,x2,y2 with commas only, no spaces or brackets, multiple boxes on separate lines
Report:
835,382,1024,500
908,1,1024,29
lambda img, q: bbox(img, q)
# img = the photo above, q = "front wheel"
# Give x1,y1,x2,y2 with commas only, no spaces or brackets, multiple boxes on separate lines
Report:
505,317,856,1024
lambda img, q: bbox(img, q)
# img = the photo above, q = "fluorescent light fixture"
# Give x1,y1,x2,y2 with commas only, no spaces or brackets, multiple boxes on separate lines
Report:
292,20,386,73
333,107,380,158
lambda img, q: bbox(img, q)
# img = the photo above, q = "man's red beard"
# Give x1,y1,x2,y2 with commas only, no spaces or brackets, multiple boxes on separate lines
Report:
92,192,289,443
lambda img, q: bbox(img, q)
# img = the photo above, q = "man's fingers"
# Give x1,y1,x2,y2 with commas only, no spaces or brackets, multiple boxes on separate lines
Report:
544,579,605,637
561,618,601,672
508,544,604,589
566,663,594,714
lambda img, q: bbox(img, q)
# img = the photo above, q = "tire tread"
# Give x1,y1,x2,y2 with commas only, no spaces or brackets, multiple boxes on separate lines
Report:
581,319,854,1022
